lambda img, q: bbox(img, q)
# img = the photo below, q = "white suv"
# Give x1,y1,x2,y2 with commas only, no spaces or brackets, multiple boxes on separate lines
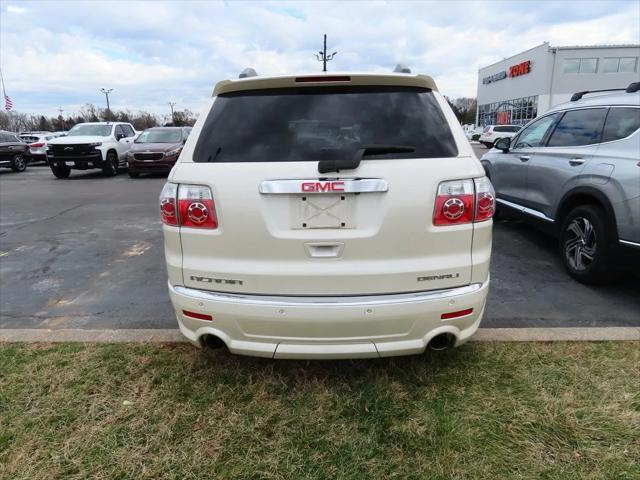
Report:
479,125,521,148
160,70,494,359
46,122,136,178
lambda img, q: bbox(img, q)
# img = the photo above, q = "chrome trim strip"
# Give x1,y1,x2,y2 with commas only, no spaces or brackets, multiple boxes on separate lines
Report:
496,198,555,223
259,178,389,194
172,282,483,307
620,239,640,249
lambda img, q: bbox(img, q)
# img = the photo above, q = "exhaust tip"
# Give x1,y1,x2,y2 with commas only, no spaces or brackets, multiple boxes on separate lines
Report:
202,334,226,351
428,333,455,351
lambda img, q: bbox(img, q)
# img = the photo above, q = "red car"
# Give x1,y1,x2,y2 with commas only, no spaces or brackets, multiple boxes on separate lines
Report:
127,127,191,177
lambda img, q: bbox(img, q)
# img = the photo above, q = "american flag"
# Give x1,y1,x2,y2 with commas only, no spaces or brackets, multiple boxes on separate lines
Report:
4,95,13,111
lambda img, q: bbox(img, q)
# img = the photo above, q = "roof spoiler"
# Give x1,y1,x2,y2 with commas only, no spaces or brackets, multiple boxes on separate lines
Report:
571,81,640,101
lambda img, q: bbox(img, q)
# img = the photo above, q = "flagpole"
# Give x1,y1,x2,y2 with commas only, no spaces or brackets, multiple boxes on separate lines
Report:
0,65,6,100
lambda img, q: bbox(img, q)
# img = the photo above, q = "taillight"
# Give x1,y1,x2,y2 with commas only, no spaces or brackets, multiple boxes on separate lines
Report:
178,184,217,229
159,183,178,226
433,177,494,226
159,183,217,229
433,179,474,226
30,142,45,147
473,177,495,222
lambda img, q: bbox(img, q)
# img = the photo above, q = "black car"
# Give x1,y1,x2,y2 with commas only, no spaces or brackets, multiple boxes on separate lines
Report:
0,131,29,172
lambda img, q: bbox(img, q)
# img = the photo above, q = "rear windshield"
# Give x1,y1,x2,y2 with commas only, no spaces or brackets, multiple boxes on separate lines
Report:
494,126,520,132
20,136,39,143
136,129,182,143
193,86,458,162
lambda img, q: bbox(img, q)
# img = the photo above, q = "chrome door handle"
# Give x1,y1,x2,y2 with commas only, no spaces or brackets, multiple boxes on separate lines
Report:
519,155,530,162
569,158,585,166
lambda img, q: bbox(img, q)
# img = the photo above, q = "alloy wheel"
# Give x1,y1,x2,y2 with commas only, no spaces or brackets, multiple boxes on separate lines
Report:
564,217,597,271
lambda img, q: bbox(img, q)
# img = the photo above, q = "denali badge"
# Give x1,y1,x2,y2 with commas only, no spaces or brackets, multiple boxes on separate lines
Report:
301,181,345,193
190,275,244,286
418,273,460,281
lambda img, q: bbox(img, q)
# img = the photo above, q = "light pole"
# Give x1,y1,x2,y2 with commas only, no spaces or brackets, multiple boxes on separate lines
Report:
100,88,113,119
168,102,176,123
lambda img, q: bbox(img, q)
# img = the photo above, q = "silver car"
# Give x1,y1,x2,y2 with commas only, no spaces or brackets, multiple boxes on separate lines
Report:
481,82,640,284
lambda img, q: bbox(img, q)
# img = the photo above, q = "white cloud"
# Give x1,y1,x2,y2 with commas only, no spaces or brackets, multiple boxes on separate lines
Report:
0,0,638,116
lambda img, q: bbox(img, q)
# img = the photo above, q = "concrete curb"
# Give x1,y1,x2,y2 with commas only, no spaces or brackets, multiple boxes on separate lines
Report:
0,327,638,344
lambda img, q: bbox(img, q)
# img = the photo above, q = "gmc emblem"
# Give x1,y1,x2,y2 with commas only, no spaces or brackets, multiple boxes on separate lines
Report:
301,181,345,193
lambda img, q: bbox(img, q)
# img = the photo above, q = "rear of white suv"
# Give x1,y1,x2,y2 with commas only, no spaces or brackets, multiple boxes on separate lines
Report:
161,72,493,359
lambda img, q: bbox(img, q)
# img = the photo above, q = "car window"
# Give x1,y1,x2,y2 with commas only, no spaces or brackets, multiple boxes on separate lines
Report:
193,86,458,163
513,114,560,149
0,133,8,142
122,125,135,137
115,125,125,137
494,126,520,133
20,136,39,143
483,126,491,133
67,124,112,136
547,108,607,147
601,108,640,143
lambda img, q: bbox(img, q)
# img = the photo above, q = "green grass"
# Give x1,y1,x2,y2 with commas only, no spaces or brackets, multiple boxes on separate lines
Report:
0,342,638,480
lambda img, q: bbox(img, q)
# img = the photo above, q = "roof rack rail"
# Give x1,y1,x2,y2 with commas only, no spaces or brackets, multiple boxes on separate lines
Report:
393,64,411,74
571,82,640,101
239,68,258,79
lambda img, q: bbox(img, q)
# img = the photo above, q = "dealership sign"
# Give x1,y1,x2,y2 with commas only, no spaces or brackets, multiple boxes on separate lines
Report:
483,60,532,84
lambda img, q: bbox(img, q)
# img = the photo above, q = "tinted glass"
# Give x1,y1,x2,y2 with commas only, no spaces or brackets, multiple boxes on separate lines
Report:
20,136,39,143
513,114,560,148
0,133,9,142
602,108,640,143
579,58,598,73
547,109,607,147
619,57,638,73
193,87,457,163
563,59,580,73
494,126,520,132
68,124,112,137
602,58,619,73
136,129,182,143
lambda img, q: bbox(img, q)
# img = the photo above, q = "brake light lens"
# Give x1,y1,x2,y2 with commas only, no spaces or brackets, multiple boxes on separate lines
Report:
160,183,218,229
433,177,494,226
159,182,178,226
474,177,495,222
30,142,45,148
178,184,217,229
433,179,474,226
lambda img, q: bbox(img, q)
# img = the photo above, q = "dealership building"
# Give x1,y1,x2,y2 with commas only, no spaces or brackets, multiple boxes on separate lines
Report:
476,42,640,127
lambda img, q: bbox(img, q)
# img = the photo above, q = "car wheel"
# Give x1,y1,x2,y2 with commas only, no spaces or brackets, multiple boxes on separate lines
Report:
559,205,619,284
128,170,140,178
10,154,27,172
102,151,119,177
50,164,71,179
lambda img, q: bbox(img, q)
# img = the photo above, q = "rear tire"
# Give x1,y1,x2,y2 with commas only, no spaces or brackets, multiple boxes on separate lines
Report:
559,205,619,284
50,164,71,178
10,154,27,172
102,151,118,177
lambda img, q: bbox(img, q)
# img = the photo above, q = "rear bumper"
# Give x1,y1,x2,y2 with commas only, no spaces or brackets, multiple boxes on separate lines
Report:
168,279,489,359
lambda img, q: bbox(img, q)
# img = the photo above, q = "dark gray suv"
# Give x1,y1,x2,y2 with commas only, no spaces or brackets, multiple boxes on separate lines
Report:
481,82,640,284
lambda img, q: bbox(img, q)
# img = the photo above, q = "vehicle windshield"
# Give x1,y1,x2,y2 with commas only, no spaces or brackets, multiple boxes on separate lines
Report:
67,124,112,137
193,86,458,162
136,129,182,143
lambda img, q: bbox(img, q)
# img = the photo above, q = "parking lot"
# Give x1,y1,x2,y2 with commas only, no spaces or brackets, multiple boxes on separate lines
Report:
1,148,638,331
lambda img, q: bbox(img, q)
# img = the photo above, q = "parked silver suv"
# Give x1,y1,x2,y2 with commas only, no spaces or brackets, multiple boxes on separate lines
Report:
481,82,640,284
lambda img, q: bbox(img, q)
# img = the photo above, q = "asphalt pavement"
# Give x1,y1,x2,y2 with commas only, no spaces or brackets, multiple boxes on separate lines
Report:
1,156,638,330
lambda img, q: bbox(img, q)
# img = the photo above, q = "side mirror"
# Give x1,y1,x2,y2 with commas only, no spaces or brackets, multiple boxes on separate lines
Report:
494,137,511,152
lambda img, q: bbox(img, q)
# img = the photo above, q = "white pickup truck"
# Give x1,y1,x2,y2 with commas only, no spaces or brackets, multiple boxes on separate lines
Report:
46,122,137,178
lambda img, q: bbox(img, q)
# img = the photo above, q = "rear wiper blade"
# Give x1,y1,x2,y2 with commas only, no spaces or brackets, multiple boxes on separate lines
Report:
318,144,415,174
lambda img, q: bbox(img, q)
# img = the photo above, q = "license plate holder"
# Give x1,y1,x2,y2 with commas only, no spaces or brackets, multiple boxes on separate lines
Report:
292,194,353,229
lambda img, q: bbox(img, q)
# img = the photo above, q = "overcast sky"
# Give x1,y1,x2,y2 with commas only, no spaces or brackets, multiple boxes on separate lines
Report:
1,0,639,117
